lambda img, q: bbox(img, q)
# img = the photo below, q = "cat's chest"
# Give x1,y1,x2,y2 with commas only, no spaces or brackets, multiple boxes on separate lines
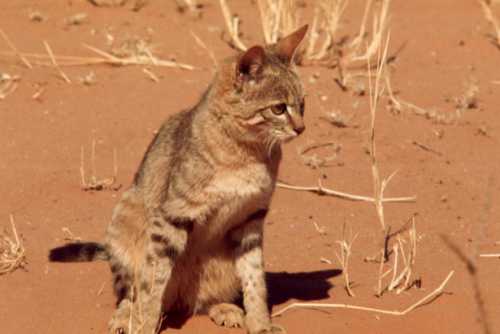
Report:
208,163,274,202
205,163,274,232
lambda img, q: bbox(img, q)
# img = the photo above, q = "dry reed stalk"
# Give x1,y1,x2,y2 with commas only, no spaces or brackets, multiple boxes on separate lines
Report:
80,139,119,191
44,41,71,83
306,0,349,61
190,31,217,68
350,0,390,62
367,32,392,231
276,179,416,203
219,0,247,51
0,215,26,275
349,0,373,53
335,222,358,297
0,29,32,69
479,0,500,47
272,271,454,317
259,0,300,44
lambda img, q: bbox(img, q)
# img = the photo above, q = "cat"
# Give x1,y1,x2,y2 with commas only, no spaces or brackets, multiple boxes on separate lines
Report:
49,25,308,334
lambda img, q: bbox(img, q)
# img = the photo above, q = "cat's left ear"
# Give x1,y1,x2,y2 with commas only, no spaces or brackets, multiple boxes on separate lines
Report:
236,46,266,81
275,24,309,65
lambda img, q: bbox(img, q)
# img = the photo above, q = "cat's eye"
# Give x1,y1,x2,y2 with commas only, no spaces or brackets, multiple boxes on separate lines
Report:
271,103,287,115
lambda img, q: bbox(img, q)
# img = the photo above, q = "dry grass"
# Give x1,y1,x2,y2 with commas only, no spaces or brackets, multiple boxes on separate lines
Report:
0,36,194,70
0,72,20,100
0,28,32,69
455,81,479,116
44,41,71,83
335,222,358,297
219,0,247,51
479,0,500,48
0,215,26,275
257,0,301,45
306,0,349,61
387,220,418,294
80,138,120,191
367,32,396,232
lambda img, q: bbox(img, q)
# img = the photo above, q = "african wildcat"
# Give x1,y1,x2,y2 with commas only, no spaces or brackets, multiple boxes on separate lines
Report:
49,25,308,334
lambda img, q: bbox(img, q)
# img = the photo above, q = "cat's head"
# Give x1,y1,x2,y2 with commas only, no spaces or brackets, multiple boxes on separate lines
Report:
216,25,308,150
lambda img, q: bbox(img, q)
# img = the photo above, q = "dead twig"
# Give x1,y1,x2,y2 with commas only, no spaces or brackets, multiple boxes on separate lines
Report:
272,271,454,317
43,41,71,83
0,29,32,69
190,31,217,68
276,179,416,203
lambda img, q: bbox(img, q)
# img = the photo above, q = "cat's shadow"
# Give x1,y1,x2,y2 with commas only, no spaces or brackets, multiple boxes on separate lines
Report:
266,269,341,307
164,268,340,329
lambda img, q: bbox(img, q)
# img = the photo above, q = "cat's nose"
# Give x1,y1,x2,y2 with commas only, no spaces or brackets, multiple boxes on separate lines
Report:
294,124,305,135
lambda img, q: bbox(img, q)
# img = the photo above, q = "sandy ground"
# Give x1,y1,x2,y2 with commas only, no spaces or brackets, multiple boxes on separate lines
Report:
0,1,499,333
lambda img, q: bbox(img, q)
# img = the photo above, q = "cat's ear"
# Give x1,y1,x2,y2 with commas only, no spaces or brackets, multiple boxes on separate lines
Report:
275,24,309,65
236,46,265,81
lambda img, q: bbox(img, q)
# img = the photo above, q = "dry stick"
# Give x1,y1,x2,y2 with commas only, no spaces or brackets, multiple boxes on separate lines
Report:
479,254,500,258
276,180,416,203
43,41,71,83
367,32,391,231
190,31,217,68
272,271,454,318
479,0,500,46
219,0,247,51
0,29,32,69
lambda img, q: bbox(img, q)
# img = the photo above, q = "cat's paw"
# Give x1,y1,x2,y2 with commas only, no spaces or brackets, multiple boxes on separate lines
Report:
108,301,131,334
254,324,286,334
246,319,286,334
209,303,245,328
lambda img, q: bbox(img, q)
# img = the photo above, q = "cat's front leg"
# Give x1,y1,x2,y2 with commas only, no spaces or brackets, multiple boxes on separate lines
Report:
133,209,191,334
232,209,283,334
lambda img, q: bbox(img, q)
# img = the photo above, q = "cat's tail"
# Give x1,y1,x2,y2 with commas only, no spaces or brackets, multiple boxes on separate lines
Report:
49,242,110,262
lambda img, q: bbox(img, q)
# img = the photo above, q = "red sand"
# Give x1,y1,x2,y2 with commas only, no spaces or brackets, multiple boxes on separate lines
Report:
0,1,499,333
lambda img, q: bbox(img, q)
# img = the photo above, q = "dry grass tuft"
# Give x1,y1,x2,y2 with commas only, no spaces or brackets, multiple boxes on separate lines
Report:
65,13,88,26
0,215,26,275
0,72,20,100
80,138,120,191
257,0,301,45
306,0,349,61
455,81,479,116
335,222,358,297
376,219,419,296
